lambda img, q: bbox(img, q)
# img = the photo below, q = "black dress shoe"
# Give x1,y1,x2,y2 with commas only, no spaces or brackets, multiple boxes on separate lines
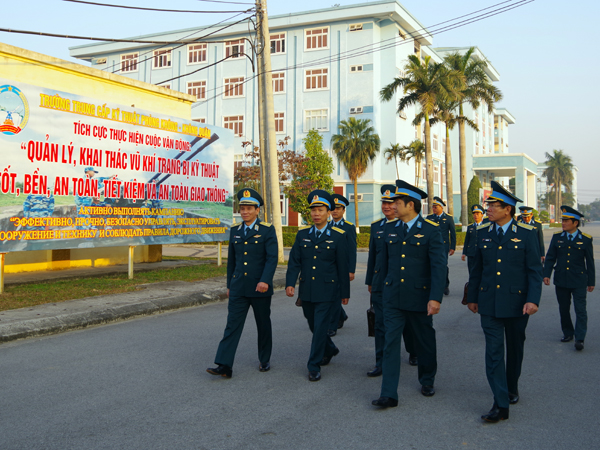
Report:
308,371,321,382
481,405,509,423
327,329,337,337
372,397,398,408
444,287,450,296
367,367,382,377
259,362,270,372
206,364,232,378
508,392,519,404
320,347,340,366
575,340,584,351
561,335,574,342
421,385,435,397
409,355,418,366
338,315,348,329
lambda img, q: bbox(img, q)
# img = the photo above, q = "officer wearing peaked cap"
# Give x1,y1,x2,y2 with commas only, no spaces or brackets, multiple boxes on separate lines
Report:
286,190,350,382
326,193,357,336
372,180,446,408
467,181,542,423
365,184,418,378
518,206,545,263
207,188,278,378
543,205,595,351
462,204,486,275
426,196,456,296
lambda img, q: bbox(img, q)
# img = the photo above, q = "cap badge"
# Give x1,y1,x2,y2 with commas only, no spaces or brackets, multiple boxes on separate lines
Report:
243,190,250,198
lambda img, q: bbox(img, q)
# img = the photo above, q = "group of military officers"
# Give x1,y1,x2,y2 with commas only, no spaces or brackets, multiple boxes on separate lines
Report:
206,179,594,424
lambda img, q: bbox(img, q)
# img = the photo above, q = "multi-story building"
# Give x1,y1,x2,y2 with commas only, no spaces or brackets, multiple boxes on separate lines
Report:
69,0,536,225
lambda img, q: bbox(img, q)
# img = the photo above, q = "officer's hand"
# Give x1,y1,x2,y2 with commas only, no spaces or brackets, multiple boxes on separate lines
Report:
341,298,349,305
256,282,269,293
368,285,372,293
467,303,478,314
588,286,595,293
449,249,455,256
349,273,355,281
523,302,538,315
427,300,441,316
541,256,545,263
461,255,466,261
227,289,229,298
543,277,550,286
286,286,295,297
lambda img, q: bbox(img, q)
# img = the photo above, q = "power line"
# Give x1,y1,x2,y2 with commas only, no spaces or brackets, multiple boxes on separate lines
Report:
62,0,252,14
196,0,255,4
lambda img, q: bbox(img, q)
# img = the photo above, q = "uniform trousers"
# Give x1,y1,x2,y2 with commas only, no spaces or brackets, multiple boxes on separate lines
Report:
372,291,417,369
380,307,437,400
480,314,529,409
328,300,348,332
214,295,272,367
302,301,338,372
556,286,588,341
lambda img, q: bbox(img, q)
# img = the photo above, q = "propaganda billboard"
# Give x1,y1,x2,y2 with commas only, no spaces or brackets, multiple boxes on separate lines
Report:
0,78,234,252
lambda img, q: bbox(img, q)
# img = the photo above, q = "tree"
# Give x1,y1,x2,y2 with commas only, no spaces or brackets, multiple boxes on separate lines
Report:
284,130,334,224
444,47,502,228
381,55,463,213
466,175,482,224
383,143,407,178
543,149,574,220
331,117,380,229
400,139,426,186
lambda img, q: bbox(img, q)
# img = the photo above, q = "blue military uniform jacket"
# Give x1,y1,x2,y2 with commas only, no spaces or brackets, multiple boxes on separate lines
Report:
543,230,595,289
462,221,485,257
380,216,446,311
468,220,543,318
365,218,389,292
286,225,350,302
227,221,278,297
517,215,545,257
426,212,456,253
328,218,357,273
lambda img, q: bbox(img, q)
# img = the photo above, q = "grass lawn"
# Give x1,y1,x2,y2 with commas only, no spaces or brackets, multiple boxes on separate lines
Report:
0,262,227,312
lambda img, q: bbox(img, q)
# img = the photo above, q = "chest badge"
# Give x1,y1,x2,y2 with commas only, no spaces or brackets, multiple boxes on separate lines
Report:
254,235,261,238
511,238,521,242
414,234,424,238
577,242,584,245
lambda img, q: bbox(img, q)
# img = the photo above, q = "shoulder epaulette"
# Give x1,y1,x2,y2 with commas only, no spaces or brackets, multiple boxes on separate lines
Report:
477,222,493,230
554,230,563,234
371,218,382,224
425,218,439,227
231,222,240,227
517,222,535,230
299,225,311,231
535,219,542,223
345,221,354,226
260,221,272,227
332,226,345,234
583,232,592,239
387,218,399,224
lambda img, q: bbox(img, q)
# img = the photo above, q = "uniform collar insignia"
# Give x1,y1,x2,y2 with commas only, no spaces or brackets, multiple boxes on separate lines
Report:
238,224,243,230
254,225,259,231
380,219,386,227
417,221,423,229
326,229,331,236
512,224,517,233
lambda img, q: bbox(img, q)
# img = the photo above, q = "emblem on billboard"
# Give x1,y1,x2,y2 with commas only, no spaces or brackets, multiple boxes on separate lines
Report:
0,85,29,135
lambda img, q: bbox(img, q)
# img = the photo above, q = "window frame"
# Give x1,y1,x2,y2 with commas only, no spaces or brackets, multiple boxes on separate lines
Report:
187,43,208,65
304,67,329,92
272,71,285,94
187,80,207,101
274,111,285,134
270,32,286,55
349,23,363,32
223,115,244,137
225,39,245,59
223,77,245,98
120,53,138,73
304,108,329,132
349,64,363,73
153,48,172,69
305,27,330,51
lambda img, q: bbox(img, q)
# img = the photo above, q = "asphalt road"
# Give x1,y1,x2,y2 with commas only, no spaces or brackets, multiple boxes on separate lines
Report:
1,224,599,450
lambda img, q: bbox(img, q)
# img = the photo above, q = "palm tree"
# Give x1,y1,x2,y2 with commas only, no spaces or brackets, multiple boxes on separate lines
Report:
381,55,463,213
444,47,502,228
543,149,574,220
384,143,408,178
402,139,426,186
331,117,381,229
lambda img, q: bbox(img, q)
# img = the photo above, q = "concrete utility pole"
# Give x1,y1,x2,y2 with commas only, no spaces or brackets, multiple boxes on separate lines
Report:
256,58,270,221
256,0,284,263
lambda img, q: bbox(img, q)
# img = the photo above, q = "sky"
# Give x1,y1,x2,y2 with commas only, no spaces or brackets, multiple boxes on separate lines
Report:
2,0,599,203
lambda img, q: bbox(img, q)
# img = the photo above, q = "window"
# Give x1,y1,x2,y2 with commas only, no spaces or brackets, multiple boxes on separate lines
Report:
234,154,244,172
421,166,426,185
223,115,244,136
305,68,328,90
349,23,363,32
187,81,206,100
193,118,206,123
274,112,285,133
434,164,439,183
188,43,207,64
153,49,172,69
441,167,446,186
270,33,285,54
442,138,447,153
225,39,245,59
224,77,244,97
433,134,439,151
305,27,329,50
414,40,421,55
272,72,285,93
350,65,363,73
475,142,479,155
304,109,328,131
121,53,138,73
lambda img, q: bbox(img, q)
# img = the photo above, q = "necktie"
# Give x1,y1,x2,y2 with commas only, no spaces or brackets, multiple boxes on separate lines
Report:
403,223,409,236
244,226,249,236
498,226,504,238
316,230,321,239
568,235,573,242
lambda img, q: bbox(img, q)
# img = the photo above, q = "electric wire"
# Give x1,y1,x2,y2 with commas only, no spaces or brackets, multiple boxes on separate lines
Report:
62,0,251,14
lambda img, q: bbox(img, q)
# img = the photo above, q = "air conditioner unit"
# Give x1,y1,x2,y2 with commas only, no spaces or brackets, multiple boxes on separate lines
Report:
350,106,363,114
349,193,363,202
93,57,107,65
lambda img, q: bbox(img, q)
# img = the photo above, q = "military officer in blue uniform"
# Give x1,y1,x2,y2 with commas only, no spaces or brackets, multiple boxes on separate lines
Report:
365,185,418,378
207,188,278,378
372,180,446,408
543,206,595,351
286,190,350,382
23,194,55,230
427,196,456,295
467,181,543,423
326,193,357,336
462,204,486,275
518,206,545,263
